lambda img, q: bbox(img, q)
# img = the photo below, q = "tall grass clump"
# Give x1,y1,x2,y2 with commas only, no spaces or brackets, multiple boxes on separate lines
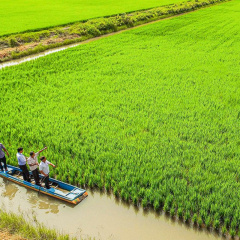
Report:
0,210,76,240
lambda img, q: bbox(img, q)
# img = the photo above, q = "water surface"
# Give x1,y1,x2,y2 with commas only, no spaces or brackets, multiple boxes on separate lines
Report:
0,178,223,240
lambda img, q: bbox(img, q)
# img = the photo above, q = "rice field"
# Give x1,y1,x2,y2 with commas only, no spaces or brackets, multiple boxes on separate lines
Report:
0,0,183,36
1,0,240,235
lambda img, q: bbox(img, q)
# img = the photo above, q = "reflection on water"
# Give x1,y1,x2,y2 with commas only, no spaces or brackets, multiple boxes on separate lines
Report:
0,178,224,240
1,178,19,200
27,190,60,214
0,178,62,214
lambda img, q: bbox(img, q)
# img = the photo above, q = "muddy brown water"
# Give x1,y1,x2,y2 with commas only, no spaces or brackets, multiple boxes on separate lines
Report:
0,178,224,240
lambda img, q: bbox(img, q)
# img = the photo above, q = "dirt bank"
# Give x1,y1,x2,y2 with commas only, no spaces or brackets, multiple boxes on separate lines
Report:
0,229,26,240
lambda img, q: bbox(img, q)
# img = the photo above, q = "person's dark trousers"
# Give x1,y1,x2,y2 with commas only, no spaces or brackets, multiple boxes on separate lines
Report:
32,168,40,186
0,156,7,171
44,175,50,189
19,164,30,182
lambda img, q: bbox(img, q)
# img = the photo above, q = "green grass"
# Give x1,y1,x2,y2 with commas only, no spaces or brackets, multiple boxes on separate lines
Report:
1,0,240,234
0,210,77,240
0,0,183,36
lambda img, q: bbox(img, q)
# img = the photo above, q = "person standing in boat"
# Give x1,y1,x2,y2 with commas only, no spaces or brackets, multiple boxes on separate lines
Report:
16,147,30,182
0,143,10,172
39,156,55,189
27,147,47,186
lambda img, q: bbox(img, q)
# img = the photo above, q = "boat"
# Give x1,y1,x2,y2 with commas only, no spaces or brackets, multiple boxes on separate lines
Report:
0,165,88,204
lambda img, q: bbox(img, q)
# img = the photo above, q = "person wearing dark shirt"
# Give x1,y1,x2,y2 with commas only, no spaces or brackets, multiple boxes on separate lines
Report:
0,142,9,172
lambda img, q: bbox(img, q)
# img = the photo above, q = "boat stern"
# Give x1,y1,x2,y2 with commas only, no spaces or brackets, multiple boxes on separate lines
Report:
72,192,88,204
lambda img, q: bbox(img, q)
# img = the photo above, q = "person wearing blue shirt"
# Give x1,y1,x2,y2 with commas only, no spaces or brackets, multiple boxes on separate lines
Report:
16,147,30,182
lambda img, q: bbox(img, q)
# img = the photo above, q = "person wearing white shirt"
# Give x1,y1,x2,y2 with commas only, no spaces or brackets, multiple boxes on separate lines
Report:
27,146,47,186
39,156,55,189
16,147,30,182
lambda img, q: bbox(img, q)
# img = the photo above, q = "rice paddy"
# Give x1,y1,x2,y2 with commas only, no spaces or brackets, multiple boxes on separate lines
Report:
1,0,240,236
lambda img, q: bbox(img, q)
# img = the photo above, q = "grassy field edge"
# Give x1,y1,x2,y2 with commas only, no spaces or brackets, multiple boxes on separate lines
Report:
0,210,83,240
0,0,230,63
0,1,187,38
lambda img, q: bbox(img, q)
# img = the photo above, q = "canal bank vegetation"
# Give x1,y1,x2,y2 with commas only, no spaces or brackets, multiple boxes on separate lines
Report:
0,0,229,62
0,0,184,36
0,211,71,239
0,210,79,240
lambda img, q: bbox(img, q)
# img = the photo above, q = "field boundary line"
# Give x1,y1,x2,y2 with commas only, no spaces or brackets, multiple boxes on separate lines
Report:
0,0,230,67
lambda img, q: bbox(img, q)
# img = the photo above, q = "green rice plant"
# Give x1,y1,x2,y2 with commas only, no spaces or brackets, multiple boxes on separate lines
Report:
221,225,227,236
113,187,119,197
205,216,211,228
105,182,110,191
124,192,130,202
199,209,208,223
142,198,148,208
132,195,138,206
230,228,236,238
197,217,203,227
213,219,220,230
184,211,191,222
78,178,85,187
170,207,175,217
224,218,231,229
153,200,160,211
230,218,238,230
177,208,183,219
163,202,170,212
120,189,125,199
192,214,198,225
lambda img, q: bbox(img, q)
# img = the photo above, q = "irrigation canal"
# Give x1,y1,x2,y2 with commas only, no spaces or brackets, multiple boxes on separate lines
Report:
0,178,223,240
0,11,198,70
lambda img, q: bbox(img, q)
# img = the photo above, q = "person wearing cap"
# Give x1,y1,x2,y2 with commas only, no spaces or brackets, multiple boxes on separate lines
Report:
27,147,47,186
0,142,10,172
39,156,55,189
16,147,30,182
